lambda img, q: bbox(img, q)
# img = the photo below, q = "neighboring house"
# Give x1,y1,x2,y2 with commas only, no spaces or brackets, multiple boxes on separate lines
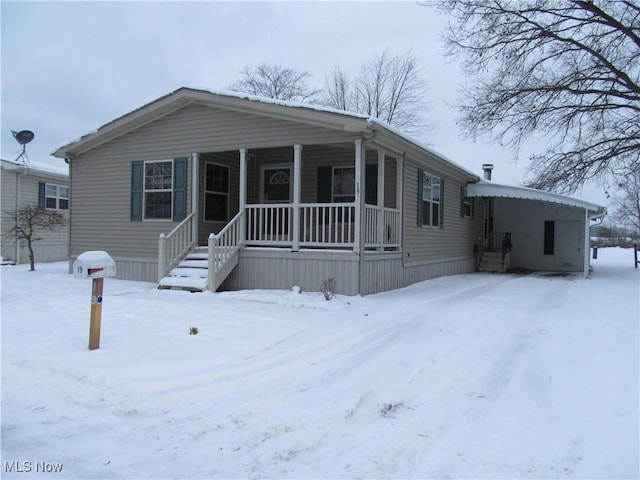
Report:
1,156,70,264
52,88,605,295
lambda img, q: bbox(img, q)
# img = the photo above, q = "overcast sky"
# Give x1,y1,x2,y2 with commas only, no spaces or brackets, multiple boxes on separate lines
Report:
1,1,608,205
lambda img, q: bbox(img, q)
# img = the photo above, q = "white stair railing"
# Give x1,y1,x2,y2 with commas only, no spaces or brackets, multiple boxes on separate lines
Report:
158,212,196,282
208,210,244,290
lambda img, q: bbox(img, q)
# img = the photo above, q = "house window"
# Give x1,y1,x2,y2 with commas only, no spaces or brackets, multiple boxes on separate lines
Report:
461,187,473,218
333,167,355,202
144,160,173,220
204,163,229,222
544,220,555,255
44,183,69,210
421,171,441,227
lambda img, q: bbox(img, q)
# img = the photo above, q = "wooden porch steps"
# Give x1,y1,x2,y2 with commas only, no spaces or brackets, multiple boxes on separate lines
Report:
479,251,511,273
158,247,211,292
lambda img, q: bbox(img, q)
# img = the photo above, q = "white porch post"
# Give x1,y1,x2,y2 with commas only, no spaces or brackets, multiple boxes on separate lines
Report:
191,152,199,244
584,208,590,279
239,148,247,246
377,149,385,251
354,139,364,254
292,144,302,252
396,156,404,249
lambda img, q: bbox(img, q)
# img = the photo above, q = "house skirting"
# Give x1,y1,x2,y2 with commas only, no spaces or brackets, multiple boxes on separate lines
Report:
223,248,477,296
70,251,477,296
69,255,158,284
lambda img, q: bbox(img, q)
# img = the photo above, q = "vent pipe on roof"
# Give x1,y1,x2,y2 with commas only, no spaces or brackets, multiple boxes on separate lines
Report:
482,163,494,181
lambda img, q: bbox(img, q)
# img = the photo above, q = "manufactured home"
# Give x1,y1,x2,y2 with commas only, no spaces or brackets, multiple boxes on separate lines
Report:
1,156,70,265
53,88,605,295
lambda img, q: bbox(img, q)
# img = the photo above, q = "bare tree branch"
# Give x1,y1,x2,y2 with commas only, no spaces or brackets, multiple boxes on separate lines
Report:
2,204,67,271
322,49,432,136
228,63,321,103
426,0,640,192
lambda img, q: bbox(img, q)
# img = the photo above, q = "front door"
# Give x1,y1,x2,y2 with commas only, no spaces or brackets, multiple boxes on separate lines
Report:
261,166,292,203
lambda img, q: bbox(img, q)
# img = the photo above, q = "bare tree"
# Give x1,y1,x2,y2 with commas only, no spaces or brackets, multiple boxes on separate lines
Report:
323,65,351,111
228,63,321,103
611,171,640,238
2,204,67,271
427,0,640,193
322,50,431,135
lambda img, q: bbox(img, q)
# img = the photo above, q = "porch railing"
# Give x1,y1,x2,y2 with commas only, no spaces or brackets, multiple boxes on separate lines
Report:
243,202,399,250
486,231,512,253
158,212,196,282
246,204,293,245
208,210,243,290
301,203,356,247
364,205,401,249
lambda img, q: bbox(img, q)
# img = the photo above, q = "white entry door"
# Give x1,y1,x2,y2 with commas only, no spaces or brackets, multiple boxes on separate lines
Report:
554,221,583,271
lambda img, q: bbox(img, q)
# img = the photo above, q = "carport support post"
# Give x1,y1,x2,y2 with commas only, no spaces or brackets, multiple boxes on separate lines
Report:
584,208,590,279
89,277,104,350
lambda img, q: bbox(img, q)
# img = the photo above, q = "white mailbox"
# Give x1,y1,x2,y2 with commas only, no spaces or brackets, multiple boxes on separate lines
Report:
73,251,116,279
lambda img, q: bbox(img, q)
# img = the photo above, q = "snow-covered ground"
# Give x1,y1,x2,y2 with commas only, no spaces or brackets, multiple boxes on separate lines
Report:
1,248,638,479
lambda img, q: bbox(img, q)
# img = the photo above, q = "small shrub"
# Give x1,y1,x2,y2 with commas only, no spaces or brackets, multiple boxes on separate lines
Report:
189,326,199,335
322,277,335,301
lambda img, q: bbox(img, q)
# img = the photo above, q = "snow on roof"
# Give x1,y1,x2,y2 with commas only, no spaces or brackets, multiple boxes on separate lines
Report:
467,180,606,215
52,87,477,178
1,154,68,178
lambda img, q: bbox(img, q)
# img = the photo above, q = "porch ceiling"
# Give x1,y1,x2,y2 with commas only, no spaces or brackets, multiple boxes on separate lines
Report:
467,181,606,216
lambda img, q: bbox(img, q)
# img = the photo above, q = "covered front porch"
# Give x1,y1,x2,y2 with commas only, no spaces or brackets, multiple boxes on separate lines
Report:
159,140,404,291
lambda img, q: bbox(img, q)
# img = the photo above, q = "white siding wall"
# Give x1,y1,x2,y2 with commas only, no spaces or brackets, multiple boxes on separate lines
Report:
493,198,586,271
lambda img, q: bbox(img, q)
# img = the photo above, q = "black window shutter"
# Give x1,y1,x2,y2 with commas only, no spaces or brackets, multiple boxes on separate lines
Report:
365,164,378,205
130,161,143,221
173,158,188,222
317,166,332,203
38,182,46,208
460,186,466,217
417,168,424,226
439,179,445,228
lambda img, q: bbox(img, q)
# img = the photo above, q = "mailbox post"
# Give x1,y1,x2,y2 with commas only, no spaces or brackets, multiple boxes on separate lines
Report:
73,251,116,350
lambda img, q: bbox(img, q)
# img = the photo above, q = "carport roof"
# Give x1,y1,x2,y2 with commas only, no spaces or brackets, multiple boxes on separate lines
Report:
467,181,606,216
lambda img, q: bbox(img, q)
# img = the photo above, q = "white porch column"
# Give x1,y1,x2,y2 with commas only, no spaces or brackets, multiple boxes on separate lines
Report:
396,156,404,248
292,144,302,251
583,208,590,279
354,138,364,254
377,149,385,251
191,152,199,243
239,148,247,246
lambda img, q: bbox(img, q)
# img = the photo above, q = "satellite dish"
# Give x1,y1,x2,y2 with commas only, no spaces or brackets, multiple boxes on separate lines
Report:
12,130,35,145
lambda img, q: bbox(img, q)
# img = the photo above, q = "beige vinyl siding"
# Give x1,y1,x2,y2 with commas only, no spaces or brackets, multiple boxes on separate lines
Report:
69,103,361,262
402,159,484,265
